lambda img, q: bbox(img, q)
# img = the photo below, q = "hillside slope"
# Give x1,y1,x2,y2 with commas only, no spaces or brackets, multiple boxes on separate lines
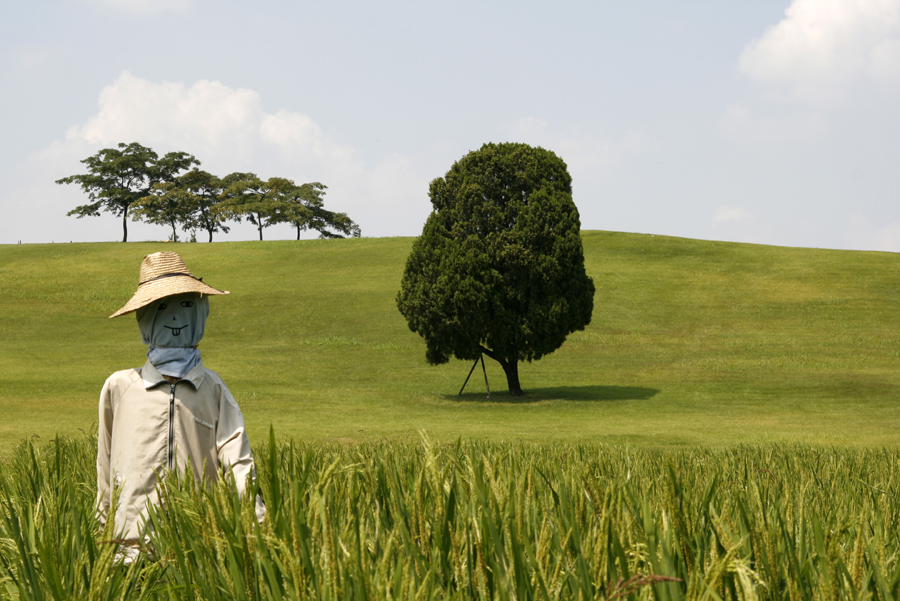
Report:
1,232,898,451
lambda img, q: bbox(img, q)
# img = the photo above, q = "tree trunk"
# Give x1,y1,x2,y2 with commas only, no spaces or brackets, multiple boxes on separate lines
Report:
208,228,213,243
296,224,301,240
500,359,523,396
121,210,128,243
479,346,524,396
171,221,178,242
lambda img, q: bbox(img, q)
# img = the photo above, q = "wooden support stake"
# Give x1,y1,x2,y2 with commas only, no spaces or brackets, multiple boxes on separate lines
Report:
458,357,480,396
480,354,491,399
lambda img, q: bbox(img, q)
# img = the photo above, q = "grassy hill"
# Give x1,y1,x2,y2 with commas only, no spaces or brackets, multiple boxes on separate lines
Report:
1,231,898,454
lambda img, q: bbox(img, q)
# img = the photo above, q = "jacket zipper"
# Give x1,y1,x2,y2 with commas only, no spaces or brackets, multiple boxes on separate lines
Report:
168,382,176,470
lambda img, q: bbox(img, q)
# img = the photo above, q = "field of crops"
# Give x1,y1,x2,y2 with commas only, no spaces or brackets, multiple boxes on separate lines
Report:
2,435,899,600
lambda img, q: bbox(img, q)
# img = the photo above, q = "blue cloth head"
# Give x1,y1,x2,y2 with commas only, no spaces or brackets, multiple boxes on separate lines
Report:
136,293,209,377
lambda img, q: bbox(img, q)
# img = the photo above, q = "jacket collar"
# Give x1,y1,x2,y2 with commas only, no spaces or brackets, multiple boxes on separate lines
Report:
141,358,206,390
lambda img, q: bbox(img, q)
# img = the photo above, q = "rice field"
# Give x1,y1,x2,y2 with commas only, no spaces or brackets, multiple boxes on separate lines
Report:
2,434,900,600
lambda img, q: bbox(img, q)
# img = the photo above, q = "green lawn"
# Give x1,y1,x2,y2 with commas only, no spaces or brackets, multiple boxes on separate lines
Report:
1,231,899,454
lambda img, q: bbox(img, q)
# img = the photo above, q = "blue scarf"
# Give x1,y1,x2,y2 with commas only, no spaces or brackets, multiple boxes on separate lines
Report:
136,293,209,378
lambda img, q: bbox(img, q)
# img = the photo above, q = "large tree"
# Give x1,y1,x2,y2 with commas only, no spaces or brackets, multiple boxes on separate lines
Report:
128,182,192,242
131,169,231,242
396,142,595,396
217,173,297,241
56,142,198,242
276,182,361,240
219,174,361,241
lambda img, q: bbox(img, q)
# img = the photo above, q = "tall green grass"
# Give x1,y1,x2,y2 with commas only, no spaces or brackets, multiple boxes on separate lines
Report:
2,435,900,599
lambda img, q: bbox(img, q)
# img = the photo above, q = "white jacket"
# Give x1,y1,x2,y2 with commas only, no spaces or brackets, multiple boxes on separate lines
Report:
96,358,264,541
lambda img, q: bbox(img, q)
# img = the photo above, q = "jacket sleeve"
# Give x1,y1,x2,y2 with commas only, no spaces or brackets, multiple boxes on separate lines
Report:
216,385,266,521
96,376,114,526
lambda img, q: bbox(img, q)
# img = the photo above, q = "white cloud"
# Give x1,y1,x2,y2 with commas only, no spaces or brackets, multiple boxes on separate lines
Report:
74,0,193,14
1,72,431,243
719,104,828,143
739,0,900,103
712,205,753,225
66,73,278,164
843,213,900,251
707,205,778,245
260,110,356,164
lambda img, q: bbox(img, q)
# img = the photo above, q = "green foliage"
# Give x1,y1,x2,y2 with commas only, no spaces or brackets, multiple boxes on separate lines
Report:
129,182,194,242
56,142,199,242
168,169,231,243
131,169,234,243
3,435,900,599
215,173,296,241
397,142,595,394
217,175,360,241
279,182,361,240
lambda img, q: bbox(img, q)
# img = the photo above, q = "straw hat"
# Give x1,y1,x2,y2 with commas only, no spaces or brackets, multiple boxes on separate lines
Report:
110,251,229,318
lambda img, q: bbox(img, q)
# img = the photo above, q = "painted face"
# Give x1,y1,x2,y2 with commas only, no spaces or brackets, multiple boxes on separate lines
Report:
136,292,209,348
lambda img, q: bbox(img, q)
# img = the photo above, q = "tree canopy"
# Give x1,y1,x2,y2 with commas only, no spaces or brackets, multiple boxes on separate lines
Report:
277,182,361,240
216,173,294,241
128,182,192,242
174,169,231,242
56,142,198,242
215,174,359,241
396,142,595,396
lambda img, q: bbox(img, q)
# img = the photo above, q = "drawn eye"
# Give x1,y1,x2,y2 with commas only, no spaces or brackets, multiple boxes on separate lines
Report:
157,303,167,310
181,301,194,308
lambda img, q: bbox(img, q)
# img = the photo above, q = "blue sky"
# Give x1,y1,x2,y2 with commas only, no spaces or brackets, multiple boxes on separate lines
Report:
2,0,899,250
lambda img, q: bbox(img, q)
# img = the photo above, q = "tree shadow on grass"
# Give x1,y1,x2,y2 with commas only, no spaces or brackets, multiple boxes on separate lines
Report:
450,385,660,404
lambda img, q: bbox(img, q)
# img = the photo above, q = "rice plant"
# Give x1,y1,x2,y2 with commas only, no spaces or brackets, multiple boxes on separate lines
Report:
1,433,899,600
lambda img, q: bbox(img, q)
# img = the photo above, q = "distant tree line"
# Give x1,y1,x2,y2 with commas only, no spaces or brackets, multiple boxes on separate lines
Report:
57,142,360,242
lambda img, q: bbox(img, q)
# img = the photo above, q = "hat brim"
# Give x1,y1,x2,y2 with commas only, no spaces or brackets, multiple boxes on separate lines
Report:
109,276,228,318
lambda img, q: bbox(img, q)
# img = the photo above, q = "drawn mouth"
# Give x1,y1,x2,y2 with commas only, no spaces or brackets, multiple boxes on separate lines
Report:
163,325,187,336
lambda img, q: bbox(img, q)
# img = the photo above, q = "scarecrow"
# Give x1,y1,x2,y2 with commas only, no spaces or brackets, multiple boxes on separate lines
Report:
97,251,265,550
